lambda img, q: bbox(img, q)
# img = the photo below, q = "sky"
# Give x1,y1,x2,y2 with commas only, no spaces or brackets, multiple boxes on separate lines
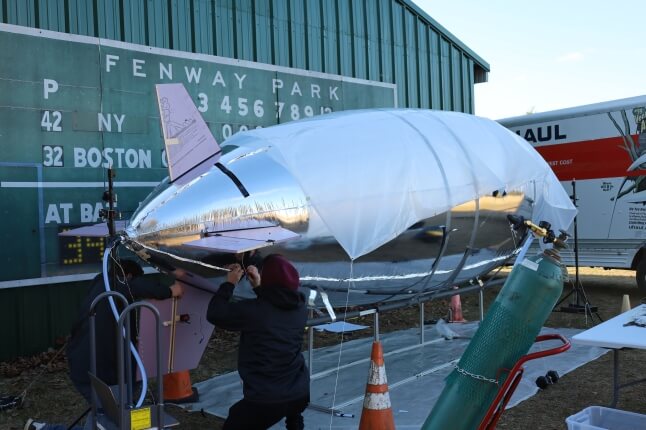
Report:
416,1,646,120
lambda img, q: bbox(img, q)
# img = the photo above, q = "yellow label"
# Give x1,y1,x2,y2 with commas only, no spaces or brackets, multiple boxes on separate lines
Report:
130,407,152,430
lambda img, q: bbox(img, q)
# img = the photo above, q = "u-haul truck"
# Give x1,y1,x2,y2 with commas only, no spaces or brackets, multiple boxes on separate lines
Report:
498,95,646,293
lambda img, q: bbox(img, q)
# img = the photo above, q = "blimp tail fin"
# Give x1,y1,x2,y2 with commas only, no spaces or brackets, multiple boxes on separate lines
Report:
155,83,222,184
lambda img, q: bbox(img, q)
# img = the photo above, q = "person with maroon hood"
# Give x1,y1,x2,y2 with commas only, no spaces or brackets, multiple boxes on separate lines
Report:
207,254,310,430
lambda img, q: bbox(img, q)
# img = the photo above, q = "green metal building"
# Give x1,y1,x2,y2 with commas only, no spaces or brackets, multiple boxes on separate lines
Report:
0,0,489,360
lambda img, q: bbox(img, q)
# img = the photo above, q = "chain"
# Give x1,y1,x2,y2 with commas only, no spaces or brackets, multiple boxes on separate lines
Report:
454,364,499,385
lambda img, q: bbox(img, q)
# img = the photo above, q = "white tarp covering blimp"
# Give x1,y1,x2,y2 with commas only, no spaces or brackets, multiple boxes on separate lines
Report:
226,108,577,259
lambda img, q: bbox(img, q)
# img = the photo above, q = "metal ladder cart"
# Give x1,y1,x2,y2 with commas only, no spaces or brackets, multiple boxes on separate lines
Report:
86,290,179,429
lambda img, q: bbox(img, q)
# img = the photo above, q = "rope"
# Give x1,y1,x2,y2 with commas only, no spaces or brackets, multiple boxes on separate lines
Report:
168,297,178,372
328,259,355,429
14,339,69,405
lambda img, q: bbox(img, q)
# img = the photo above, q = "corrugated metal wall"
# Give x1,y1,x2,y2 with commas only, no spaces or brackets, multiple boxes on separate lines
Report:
0,0,488,361
1,282,88,361
0,0,488,112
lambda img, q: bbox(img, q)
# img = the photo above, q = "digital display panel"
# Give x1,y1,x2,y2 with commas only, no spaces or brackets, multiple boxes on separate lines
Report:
58,226,105,265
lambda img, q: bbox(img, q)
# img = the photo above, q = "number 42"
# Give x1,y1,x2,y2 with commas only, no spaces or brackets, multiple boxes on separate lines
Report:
41,110,63,132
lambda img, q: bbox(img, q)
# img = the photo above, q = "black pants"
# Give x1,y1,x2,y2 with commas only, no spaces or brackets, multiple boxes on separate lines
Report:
223,395,309,430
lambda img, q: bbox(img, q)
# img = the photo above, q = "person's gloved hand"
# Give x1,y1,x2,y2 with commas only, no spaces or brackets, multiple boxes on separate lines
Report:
226,264,245,285
246,265,261,288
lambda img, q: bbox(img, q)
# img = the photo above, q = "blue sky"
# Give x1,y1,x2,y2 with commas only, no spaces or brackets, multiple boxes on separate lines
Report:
416,1,646,120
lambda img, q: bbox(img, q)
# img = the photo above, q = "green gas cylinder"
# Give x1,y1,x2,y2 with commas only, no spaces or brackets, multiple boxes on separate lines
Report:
422,249,565,430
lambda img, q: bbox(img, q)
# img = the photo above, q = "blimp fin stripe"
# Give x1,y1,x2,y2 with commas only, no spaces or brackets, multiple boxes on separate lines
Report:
216,163,250,197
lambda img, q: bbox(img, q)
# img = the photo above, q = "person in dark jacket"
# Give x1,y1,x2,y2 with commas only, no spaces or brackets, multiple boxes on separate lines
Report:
66,259,184,403
207,254,310,430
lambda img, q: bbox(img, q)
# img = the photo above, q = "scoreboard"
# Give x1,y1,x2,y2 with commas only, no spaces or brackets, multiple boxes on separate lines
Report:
58,227,106,266
0,24,396,284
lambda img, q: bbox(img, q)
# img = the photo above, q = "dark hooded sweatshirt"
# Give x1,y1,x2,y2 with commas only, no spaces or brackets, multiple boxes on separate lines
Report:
206,282,310,403
66,273,172,401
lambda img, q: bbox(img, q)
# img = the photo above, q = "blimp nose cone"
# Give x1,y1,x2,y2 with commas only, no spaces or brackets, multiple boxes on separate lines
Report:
125,147,309,250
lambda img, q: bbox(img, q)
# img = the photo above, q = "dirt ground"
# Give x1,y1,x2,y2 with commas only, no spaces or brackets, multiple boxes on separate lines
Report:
1,266,646,429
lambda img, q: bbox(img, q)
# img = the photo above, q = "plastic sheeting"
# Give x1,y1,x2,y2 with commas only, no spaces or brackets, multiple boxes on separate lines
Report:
224,109,577,260
183,323,609,429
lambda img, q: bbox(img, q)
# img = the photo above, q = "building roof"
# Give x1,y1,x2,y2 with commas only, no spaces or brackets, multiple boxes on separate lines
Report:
405,0,490,83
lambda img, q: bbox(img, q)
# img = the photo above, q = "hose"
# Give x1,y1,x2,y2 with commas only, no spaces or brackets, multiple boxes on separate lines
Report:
102,243,148,408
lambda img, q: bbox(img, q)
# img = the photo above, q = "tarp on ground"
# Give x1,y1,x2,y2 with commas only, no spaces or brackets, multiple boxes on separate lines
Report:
180,322,607,429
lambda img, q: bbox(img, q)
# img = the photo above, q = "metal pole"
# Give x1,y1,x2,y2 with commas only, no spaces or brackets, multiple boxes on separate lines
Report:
611,349,619,408
306,281,505,327
419,302,425,344
374,312,380,342
572,179,581,305
89,291,128,429
89,315,98,429
308,310,314,378
117,312,126,429
118,302,163,429
124,312,133,407
479,287,485,321
107,168,116,237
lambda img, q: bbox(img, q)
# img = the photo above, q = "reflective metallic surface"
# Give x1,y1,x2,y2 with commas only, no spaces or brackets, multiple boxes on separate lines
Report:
124,146,532,308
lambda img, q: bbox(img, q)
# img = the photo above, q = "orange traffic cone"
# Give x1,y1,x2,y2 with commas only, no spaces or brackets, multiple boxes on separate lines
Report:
358,341,395,430
163,370,199,404
448,291,466,323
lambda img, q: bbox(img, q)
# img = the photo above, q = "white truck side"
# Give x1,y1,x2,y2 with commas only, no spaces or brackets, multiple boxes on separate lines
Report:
498,95,646,293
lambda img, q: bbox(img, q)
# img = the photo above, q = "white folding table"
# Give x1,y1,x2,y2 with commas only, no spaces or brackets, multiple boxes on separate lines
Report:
572,304,646,407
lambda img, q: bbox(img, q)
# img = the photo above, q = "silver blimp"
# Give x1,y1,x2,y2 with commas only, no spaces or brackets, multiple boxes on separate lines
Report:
104,84,577,309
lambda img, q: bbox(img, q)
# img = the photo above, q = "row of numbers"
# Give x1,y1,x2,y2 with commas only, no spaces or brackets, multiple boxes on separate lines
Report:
197,94,332,121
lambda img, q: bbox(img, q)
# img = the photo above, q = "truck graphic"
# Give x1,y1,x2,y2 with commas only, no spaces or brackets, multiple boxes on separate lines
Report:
499,96,646,293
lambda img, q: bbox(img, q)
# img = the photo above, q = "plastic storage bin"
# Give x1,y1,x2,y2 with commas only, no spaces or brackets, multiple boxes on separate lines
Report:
566,406,646,430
